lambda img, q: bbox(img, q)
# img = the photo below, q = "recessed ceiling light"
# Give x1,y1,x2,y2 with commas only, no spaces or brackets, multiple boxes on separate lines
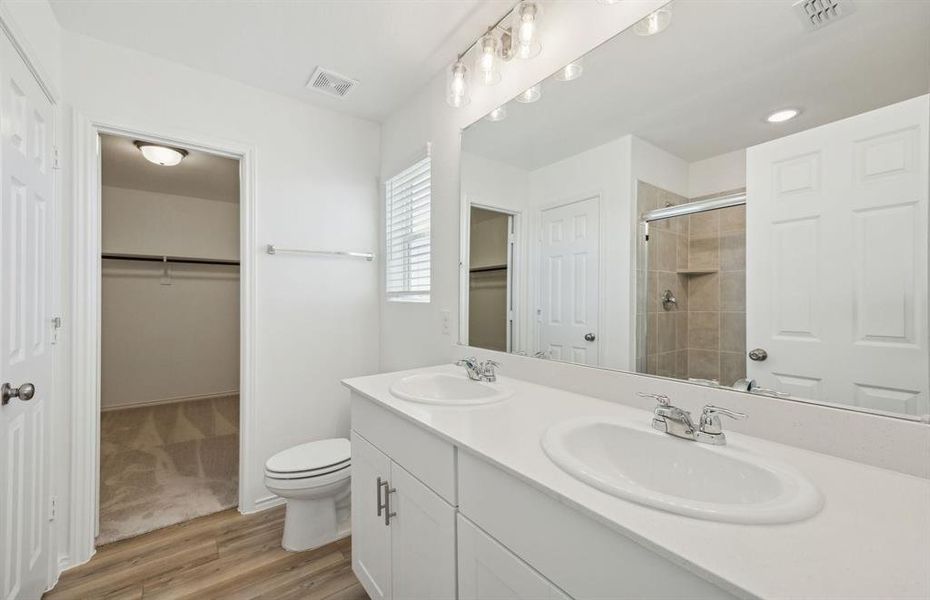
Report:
555,60,583,82
766,108,801,123
516,84,542,104
133,141,188,166
634,8,672,36
486,106,508,122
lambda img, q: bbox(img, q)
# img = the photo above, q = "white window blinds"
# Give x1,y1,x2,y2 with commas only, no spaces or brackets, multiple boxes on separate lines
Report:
385,154,431,302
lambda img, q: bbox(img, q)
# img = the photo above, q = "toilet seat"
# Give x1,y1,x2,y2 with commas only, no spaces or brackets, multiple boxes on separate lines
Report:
265,438,351,482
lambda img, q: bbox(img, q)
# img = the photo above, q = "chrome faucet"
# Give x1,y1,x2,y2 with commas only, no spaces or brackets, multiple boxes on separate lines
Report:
638,393,747,446
455,357,501,383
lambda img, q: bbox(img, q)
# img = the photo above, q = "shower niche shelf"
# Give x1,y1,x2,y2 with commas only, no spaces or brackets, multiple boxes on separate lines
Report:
676,268,718,275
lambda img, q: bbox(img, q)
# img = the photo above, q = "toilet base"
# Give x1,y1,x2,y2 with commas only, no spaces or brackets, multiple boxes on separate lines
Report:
282,497,340,552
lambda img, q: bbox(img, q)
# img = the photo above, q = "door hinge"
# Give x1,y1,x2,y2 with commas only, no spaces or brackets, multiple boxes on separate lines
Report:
53,147,61,170
49,496,57,521
51,316,62,345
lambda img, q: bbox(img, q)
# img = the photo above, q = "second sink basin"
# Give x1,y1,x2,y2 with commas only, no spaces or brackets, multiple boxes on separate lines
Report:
389,372,512,406
542,416,822,524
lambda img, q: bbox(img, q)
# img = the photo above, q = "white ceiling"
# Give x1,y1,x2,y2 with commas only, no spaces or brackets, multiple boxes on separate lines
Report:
50,0,504,122
463,0,930,169
101,134,240,202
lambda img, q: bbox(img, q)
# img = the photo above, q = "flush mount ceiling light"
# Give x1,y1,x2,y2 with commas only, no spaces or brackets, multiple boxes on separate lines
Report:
475,33,502,86
446,59,471,108
634,8,672,36
485,106,508,122
514,1,542,59
766,108,801,123
555,59,583,82
133,141,188,166
516,84,542,104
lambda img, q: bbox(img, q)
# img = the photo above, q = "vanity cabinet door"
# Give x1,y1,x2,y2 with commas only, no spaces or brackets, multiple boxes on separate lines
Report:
389,462,456,600
458,515,570,600
351,432,393,600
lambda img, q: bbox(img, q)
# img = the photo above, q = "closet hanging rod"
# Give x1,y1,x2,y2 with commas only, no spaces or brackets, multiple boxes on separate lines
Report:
266,244,374,262
101,252,240,266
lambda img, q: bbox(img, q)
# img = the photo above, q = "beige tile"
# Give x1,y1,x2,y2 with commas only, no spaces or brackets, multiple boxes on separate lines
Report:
688,236,719,271
657,312,678,353
719,231,745,271
720,205,746,232
720,312,746,353
675,350,689,380
652,230,677,271
688,312,719,350
690,210,719,238
646,353,658,375
646,312,658,357
646,270,658,313
689,273,720,311
721,271,746,311
676,274,690,310
658,271,683,310
676,312,689,349
688,349,720,382
676,233,689,270
720,352,747,386
657,352,677,378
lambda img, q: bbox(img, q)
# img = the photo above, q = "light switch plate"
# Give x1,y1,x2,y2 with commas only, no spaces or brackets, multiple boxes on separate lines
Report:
440,309,451,336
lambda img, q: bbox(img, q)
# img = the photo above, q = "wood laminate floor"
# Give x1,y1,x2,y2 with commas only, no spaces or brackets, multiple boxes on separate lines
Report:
44,507,366,600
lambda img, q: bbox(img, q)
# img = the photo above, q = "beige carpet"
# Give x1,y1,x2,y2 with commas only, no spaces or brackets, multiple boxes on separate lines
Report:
98,395,239,545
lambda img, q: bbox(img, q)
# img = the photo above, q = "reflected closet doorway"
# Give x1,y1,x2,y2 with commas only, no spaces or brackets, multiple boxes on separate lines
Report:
97,133,241,544
467,206,516,353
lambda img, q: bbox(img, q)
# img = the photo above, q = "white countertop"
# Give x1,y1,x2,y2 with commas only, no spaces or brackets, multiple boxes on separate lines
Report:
343,364,930,600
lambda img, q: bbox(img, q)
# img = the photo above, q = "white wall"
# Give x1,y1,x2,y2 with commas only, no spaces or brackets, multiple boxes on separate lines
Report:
379,0,670,372
688,149,746,198
61,30,382,523
101,186,240,410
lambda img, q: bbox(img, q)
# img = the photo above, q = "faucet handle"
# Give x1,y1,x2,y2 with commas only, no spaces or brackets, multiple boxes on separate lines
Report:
456,356,478,367
700,405,747,436
638,392,670,406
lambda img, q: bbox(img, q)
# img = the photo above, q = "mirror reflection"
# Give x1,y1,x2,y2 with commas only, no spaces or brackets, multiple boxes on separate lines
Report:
460,0,930,419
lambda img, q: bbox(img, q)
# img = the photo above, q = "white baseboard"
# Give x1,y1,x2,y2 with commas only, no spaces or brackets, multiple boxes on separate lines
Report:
243,494,286,514
101,390,239,412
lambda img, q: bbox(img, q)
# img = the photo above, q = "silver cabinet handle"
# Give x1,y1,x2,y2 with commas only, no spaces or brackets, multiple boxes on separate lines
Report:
377,477,387,517
384,482,396,526
2,382,35,406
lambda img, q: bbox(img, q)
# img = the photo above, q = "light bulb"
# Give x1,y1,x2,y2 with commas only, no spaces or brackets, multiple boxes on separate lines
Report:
515,84,541,104
134,141,188,166
446,60,470,108
633,8,672,36
766,108,801,123
475,33,501,86
555,60,583,82
514,1,541,59
486,106,508,122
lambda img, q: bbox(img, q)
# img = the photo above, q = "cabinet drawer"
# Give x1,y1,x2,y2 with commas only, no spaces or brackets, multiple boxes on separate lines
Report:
458,451,734,600
458,515,570,600
351,392,456,503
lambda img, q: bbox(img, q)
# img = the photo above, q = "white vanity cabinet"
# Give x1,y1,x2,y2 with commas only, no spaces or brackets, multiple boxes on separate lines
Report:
350,393,734,600
458,515,570,600
350,407,457,600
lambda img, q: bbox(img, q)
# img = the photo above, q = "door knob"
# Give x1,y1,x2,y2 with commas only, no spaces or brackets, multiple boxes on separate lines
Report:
748,348,768,362
2,382,35,406
584,333,596,342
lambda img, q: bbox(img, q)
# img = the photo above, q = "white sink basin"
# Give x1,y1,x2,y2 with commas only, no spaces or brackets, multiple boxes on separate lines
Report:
389,373,512,406
542,417,822,524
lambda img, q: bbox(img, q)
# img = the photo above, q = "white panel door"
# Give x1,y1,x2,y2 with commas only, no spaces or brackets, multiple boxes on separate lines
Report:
350,432,392,600
389,462,456,600
0,30,55,600
747,95,929,415
458,515,570,600
538,197,599,365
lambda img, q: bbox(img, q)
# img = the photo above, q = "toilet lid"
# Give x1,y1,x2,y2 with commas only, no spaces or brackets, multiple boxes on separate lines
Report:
266,438,350,474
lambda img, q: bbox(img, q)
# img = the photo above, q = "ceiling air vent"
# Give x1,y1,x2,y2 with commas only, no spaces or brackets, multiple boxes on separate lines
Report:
793,0,855,31
306,67,358,98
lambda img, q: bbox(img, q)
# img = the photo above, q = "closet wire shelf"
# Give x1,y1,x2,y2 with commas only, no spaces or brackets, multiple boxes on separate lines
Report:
101,252,240,266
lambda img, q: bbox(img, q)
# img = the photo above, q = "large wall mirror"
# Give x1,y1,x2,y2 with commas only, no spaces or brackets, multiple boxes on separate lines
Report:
459,0,930,420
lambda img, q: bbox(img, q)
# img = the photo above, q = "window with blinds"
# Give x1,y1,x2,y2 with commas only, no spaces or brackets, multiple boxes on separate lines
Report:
385,155,431,302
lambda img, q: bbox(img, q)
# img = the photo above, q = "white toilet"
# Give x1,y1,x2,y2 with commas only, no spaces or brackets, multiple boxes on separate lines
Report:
264,438,351,551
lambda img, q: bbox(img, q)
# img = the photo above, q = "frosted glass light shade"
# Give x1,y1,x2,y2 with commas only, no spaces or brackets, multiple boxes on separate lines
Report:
475,34,502,86
514,1,542,59
446,60,471,108
134,142,188,166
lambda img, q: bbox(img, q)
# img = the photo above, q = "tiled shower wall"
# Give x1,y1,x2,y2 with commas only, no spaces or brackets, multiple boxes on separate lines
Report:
636,182,747,385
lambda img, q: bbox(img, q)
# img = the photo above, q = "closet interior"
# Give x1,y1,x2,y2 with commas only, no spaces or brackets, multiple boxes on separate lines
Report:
98,133,241,544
